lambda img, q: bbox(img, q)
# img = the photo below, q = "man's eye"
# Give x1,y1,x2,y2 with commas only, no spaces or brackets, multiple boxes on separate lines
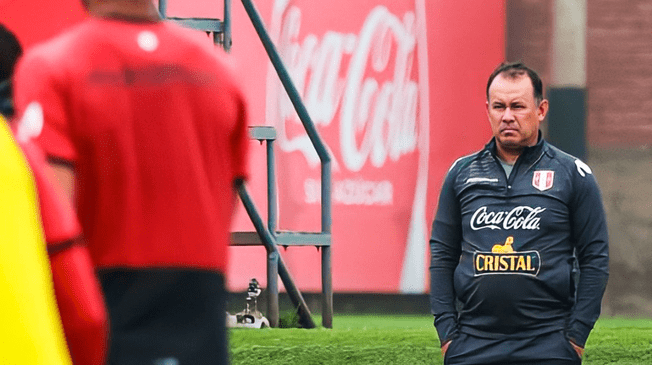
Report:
493,105,505,110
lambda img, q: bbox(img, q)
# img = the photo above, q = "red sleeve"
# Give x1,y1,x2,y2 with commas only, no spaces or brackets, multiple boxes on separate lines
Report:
19,140,108,365
49,246,108,365
13,50,78,163
19,140,80,243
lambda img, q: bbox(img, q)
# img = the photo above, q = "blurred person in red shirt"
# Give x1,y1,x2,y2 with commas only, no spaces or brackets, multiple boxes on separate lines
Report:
13,1,250,364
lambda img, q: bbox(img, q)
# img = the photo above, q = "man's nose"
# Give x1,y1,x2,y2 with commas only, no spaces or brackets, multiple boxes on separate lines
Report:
502,108,515,122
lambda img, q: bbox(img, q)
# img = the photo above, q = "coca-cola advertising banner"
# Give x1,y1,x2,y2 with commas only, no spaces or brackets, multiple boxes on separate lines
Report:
224,0,505,293
2,0,504,293
264,0,430,293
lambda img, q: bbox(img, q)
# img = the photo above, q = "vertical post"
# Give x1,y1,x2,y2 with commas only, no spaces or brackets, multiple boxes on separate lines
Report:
266,249,279,327
548,0,587,160
321,161,332,328
158,0,167,18
265,138,279,326
223,0,232,52
267,140,277,234
551,0,586,88
321,245,333,328
321,162,332,233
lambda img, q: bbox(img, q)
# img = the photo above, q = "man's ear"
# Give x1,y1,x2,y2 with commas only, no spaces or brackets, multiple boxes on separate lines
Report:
538,99,549,122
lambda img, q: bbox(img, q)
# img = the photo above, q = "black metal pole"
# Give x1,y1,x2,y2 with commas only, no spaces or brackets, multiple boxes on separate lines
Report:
240,0,331,233
267,140,277,234
158,0,167,18
240,0,329,162
321,246,333,328
237,183,316,328
223,0,232,52
240,0,333,328
266,249,279,327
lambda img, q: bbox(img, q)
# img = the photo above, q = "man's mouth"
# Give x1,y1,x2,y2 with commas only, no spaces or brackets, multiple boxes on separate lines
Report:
500,128,518,134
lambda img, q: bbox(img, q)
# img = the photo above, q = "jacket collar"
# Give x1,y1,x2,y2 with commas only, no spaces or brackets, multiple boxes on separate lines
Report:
484,130,550,166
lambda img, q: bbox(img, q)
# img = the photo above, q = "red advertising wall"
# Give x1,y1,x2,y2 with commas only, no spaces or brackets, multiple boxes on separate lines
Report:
1,0,504,294
0,0,87,49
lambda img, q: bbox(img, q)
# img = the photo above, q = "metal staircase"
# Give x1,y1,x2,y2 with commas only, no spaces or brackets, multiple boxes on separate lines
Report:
158,0,333,329
158,0,232,51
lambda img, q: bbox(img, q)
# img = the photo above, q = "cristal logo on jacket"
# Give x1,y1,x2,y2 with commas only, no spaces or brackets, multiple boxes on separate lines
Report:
470,206,546,231
474,236,541,277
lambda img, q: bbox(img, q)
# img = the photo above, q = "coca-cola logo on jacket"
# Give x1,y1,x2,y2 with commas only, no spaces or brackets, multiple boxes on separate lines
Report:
470,206,546,231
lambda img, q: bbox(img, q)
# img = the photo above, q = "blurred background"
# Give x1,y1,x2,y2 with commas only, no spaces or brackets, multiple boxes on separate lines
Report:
1,0,649,319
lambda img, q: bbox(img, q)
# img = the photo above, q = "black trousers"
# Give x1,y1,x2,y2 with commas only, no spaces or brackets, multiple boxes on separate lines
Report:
100,268,229,365
444,330,582,365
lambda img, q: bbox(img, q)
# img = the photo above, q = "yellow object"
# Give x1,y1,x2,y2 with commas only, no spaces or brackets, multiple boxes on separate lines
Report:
492,236,515,253
0,116,72,364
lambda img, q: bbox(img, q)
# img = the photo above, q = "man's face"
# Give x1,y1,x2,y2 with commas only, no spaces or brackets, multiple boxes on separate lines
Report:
486,73,548,151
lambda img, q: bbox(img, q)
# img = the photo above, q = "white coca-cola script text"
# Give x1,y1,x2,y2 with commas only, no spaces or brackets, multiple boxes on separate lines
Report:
470,206,546,231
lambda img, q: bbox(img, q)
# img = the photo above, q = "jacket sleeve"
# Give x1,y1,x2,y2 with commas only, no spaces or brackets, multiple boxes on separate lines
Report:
429,165,463,345
566,160,609,347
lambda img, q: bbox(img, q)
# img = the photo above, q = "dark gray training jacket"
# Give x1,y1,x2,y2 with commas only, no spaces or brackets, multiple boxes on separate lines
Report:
429,134,609,348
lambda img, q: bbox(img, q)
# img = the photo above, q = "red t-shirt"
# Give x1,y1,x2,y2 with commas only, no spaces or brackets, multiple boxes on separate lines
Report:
14,17,249,273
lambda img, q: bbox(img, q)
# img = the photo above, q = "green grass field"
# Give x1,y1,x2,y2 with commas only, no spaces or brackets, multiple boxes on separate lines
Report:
229,315,652,364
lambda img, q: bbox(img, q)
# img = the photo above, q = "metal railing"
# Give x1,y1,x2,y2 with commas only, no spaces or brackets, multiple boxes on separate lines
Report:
240,0,333,329
158,0,333,329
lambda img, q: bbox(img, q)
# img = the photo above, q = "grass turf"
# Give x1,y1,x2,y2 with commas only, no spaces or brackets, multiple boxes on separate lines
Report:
229,315,652,364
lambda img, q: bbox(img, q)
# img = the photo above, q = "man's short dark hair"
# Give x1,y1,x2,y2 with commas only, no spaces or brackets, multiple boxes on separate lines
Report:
486,62,544,104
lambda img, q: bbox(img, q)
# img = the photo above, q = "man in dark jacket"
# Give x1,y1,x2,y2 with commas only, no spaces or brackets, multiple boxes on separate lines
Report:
430,62,609,365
